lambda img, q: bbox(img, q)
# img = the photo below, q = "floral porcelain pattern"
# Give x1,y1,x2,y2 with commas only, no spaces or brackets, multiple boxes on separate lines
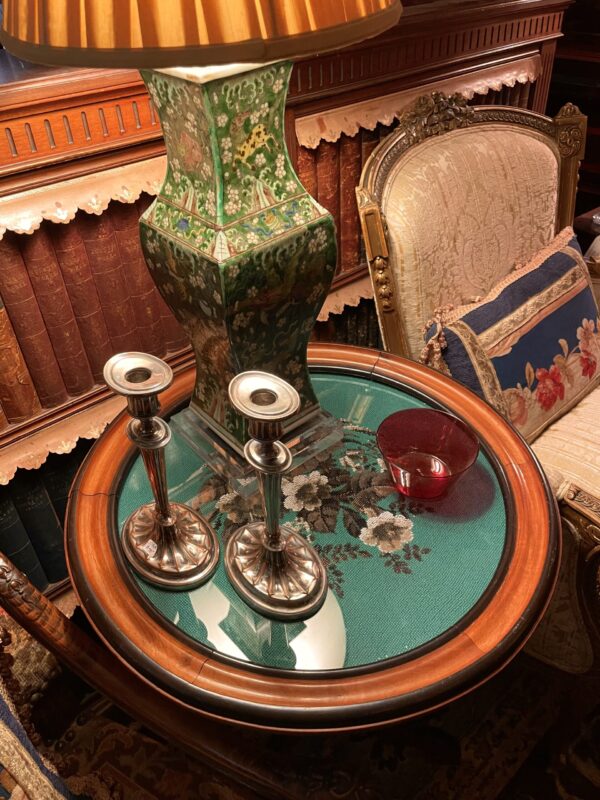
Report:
192,422,431,599
139,63,337,445
505,317,600,434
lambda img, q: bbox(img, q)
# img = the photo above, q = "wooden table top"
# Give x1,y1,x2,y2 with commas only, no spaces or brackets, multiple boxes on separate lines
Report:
66,343,560,732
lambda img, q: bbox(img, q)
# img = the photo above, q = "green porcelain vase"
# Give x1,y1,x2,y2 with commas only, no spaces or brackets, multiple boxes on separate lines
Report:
139,63,336,455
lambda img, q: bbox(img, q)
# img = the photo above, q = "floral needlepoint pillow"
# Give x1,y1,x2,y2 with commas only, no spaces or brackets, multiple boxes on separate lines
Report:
421,227,600,442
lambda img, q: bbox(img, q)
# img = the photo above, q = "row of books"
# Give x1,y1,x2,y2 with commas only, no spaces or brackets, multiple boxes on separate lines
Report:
0,440,92,591
296,123,395,280
0,195,189,429
313,298,383,351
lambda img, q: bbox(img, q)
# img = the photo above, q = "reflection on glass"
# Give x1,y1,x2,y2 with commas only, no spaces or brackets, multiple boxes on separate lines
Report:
186,582,346,670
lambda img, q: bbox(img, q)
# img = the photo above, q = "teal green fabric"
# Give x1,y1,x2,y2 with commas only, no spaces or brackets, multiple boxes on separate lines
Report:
117,373,507,673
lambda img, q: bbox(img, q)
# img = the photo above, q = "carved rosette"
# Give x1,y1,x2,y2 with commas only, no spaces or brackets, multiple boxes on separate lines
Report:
399,92,475,146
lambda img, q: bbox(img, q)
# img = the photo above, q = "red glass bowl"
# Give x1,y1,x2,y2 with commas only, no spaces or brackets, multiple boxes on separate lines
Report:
376,409,480,500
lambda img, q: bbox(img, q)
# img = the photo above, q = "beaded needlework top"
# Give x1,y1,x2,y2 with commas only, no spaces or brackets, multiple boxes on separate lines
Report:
117,373,508,674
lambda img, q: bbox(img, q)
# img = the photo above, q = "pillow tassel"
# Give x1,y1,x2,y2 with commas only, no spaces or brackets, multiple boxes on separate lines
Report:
420,305,453,375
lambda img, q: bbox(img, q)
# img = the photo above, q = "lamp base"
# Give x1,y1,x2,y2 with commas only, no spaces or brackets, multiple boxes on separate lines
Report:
121,502,220,590
171,406,343,495
225,521,328,621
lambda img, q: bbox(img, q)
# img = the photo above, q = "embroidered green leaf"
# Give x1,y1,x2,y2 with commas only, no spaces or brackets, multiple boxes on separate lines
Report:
559,338,569,357
525,361,535,387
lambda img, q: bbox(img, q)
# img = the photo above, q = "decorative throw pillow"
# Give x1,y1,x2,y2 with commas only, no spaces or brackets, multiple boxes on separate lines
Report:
421,227,600,442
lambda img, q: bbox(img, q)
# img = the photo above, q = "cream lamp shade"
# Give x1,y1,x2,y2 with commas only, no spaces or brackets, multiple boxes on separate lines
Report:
0,0,403,67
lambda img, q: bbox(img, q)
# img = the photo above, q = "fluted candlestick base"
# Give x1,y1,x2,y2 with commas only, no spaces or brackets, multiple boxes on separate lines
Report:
122,501,219,590
225,521,328,620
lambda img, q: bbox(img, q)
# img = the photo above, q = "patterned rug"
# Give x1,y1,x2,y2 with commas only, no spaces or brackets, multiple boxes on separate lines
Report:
2,606,599,799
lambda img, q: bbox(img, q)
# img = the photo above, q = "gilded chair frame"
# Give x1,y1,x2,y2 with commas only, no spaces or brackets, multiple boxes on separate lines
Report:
356,93,600,669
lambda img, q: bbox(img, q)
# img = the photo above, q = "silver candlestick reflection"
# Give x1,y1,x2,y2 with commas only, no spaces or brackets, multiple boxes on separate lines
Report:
104,352,219,590
224,371,328,620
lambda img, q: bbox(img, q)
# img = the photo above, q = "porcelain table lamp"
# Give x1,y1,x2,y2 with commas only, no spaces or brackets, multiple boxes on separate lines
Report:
1,1,403,478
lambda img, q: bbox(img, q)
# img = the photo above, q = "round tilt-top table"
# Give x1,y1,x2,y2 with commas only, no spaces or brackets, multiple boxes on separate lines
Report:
66,343,560,732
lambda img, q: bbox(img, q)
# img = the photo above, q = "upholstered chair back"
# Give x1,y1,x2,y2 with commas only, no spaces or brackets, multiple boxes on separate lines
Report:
357,94,587,359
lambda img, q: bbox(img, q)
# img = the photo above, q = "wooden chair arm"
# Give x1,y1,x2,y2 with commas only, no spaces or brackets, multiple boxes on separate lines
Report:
0,552,290,800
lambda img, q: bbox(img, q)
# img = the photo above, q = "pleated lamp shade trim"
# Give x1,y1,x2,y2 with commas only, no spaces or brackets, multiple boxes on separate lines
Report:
0,1,402,68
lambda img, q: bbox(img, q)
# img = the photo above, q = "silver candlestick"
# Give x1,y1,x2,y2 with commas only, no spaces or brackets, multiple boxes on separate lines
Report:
224,371,328,620
104,352,219,590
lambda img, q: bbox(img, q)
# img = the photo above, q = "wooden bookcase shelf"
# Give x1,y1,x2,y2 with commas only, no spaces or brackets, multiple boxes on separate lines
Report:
0,0,570,473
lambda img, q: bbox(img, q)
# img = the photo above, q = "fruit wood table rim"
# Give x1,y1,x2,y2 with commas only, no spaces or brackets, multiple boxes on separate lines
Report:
65,343,560,733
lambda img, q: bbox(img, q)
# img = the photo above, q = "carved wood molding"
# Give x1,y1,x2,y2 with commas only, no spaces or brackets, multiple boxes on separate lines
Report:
564,484,600,535
0,0,569,194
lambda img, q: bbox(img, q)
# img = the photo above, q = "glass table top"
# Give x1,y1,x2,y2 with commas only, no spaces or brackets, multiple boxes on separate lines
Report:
116,371,508,675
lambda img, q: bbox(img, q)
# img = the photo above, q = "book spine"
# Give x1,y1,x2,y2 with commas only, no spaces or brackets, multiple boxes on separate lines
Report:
0,300,41,422
78,212,140,354
339,134,362,277
20,226,95,397
297,146,318,198
50,221,113,384
41,448,88,525
107,202,166,358
0,402,8,432
154,292,189,354
135,193,189,353
315,140,341,254
0,234,68,407
9,470,67,583
0,487,49,591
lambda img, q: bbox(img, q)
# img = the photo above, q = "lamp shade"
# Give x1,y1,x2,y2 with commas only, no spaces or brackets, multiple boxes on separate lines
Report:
0,0,403,68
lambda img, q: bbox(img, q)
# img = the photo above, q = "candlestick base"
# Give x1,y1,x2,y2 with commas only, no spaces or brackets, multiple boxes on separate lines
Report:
122,502,220,590
224,521,328,621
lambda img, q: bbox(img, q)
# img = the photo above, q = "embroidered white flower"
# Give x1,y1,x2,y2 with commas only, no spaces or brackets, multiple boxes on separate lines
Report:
246,233,260,245
259,102,269,117
222,137,232,151
250,111,261,125
359,512,414,554
222,149,232,164
285,180,297,193
216,113,228,128
255,153,267,167
282,470,330,512
247,285,258,297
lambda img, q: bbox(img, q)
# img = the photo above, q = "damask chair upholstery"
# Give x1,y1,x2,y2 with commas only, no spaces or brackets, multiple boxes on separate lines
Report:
357,93,600,673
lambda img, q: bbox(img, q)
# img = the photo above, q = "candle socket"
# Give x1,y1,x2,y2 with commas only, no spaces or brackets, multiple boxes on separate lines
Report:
224,371,328,621
104,352,219,590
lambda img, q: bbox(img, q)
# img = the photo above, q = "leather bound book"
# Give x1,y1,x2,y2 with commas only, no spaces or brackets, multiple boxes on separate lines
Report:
156,293,190,353
41,444,91,524
51,221,113,384
107,201,166,357
0,486,49,591
339,134,362,276
315,140,341,251
297,146,318,199
20,226,95,397
0,234,68,408
78,212,140,354
9,469,67,583
0,300,41,423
